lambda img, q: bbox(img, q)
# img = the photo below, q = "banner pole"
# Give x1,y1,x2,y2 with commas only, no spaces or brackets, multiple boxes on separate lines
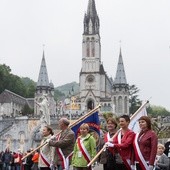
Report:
130,100,149,120
87,101,149,167
22,104,101,160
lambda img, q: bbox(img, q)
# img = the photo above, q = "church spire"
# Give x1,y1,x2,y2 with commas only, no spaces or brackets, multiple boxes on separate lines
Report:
84,0,100,35
37,50,50,87
87,0,97,18
114,48,127,84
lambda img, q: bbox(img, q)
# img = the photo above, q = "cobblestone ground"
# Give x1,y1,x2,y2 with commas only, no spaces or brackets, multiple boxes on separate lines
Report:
70,164,103,170
93,164,103,170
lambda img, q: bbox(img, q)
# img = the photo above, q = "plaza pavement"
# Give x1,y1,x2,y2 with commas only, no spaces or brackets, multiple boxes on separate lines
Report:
93,164,103,170
70,164,103,170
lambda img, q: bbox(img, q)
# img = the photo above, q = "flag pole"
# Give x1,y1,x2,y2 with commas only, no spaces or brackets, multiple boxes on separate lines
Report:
130,100,149,120
87,129,121,167
87,101,149,167
22,104,101,160
68,104,101,129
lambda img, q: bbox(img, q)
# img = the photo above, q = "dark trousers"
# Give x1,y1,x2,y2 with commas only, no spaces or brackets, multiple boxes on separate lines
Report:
73,168,91,170
25,164,32,170
0,163,3,170
103,163,116,170
39,167,50,170
115,163,129,170
3,163,11,170
136,163,143,170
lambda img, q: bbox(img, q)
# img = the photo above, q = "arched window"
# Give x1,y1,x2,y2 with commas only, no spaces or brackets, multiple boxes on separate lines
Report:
87,99,94,110
86,38,90,57
124,96,128,113
118,96,123,113
91,37,95,57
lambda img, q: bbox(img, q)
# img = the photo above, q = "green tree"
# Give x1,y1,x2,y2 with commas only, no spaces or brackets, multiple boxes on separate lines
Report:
0,64,12,93
147,105,170,117
21,104,34,116
129,84,142,114
21,77,36,97
0,64,36,98
151,118,170,138
8,74,27,96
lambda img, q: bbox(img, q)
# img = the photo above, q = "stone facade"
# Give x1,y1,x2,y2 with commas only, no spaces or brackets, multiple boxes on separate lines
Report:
0,0,130,152
0,116,59,152
0,117,37,152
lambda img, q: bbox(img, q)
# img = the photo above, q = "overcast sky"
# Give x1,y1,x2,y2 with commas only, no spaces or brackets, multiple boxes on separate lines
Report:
0,0,170,111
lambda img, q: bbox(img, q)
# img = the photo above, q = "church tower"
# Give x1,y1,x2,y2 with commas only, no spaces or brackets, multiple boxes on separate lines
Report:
34,50,56,116
79,0,112,111
112,48,129,116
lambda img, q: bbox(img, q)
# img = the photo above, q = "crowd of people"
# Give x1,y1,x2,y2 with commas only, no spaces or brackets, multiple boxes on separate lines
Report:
0,116,170,170
0,148,39,170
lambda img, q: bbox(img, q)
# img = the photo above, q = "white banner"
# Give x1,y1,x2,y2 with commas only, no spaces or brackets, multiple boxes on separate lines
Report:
128,103,148,133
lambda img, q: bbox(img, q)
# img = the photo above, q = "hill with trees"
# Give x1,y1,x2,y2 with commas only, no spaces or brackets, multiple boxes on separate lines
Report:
0,63,169,116
55,82,79,96
0,64,35,98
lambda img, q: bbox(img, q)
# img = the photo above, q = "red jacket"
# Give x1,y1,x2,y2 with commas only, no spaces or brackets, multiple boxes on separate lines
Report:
13,153,22,164
113,129,135,160
134,130,158,165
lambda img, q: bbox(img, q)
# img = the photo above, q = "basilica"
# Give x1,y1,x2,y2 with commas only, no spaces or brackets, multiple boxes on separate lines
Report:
0,0,129,152
59,0,129,116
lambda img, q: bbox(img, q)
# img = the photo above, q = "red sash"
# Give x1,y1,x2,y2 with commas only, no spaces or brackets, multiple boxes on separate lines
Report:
133,133,149,170
117,131,131,170
77,137,92,170
55,133,72,170
77,137,91,162
104,132,111,142
40,152,50,167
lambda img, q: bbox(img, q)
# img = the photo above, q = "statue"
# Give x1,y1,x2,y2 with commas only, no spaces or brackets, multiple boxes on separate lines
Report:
19,133,25,153
6,135,12,150
36,94,50,125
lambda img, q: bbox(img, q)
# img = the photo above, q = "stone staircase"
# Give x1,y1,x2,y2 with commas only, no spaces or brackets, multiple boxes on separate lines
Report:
0,119,14,136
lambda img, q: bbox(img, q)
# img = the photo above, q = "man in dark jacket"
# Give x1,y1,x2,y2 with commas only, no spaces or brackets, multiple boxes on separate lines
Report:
24,150,33,170
164,139,170,157
0,151,4,170
2,148,13,170
164,139,170,170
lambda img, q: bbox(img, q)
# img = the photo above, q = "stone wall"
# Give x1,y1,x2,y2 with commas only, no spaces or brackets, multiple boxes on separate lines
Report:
0,116,59,152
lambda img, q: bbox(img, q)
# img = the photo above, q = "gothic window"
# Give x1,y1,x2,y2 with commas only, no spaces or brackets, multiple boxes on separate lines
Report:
124,96,128,113
113,97,116,112
108,103,111,111
89,19,93,34
86,38,90,57
118,96,123,113
87,100,94,110
91,37,95,57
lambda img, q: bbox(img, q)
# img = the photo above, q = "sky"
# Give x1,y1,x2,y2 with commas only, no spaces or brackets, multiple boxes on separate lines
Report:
0,0,170,111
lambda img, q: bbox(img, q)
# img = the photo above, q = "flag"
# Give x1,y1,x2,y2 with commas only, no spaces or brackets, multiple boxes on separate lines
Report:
71,111,100,138
128,105,148,133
